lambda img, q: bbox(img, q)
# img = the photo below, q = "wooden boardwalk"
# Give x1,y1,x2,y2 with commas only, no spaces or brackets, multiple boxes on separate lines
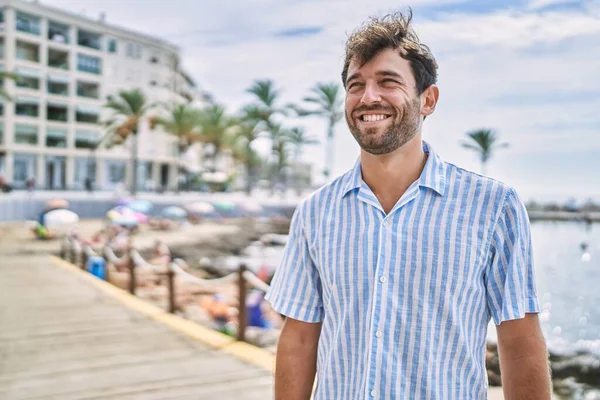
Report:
0,254,273,400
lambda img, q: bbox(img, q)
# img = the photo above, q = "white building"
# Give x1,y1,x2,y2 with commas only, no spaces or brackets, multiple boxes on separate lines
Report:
0,0,207,191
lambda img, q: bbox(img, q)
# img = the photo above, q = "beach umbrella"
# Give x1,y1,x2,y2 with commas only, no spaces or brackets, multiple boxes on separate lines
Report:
237,201,264,216
184,201,216,214
46,199,69,210
126,199,153,214
117,197,133,206
109,214,139,228
212,200,236,212
44,209,79,233
162,206,188,220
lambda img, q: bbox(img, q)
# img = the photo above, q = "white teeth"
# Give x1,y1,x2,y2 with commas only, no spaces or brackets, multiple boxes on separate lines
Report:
361,114,389,122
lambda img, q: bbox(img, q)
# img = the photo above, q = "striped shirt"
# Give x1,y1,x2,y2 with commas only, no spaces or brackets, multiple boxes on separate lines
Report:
265,142,540,399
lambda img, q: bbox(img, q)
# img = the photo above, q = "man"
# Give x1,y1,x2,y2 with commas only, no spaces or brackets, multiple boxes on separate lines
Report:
265,10,552,400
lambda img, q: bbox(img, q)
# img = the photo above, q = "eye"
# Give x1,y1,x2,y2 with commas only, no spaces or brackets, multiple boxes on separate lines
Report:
347,82,364,91
381,79,400,86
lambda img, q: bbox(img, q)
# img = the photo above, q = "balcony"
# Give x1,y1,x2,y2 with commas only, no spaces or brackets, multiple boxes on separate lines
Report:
48,48,69,70
75,129,98,149
77,54,101,75
14,124,38,145
15,68,40,90
77,29,102,51
48,21,70,44
76,81,99,99
16,12,41,36
16,41,40,63
15,97,39,117
47,75,69,96
47,103,68,122
75,105,99,124
46,127,67,148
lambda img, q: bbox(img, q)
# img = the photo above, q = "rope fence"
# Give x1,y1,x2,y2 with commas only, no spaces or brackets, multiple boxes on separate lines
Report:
60,233,271,343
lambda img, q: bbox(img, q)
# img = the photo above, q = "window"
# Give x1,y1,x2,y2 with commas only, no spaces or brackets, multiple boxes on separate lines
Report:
0,103,3,116
16,12,40,35
14,124,38,145
46,127,67,148
0,39,4,59
16,40,39,63
107,38,117,53
74,157,96,188
48,48,69,69
47,75,69,96
126,42,142,59
0,8,4,30
48,21,69,44
150,55,159,64
75,129,98,149
108,161,126,183
0,122,3,144
77,54,102,74
75,105,99,124
13,153,37,185
77,29,102,50
47,103,68,122
76,81,99,98
15,68,40,90
15,97,39,117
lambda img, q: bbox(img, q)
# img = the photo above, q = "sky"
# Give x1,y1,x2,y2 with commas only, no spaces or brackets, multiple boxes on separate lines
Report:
43,0,600,202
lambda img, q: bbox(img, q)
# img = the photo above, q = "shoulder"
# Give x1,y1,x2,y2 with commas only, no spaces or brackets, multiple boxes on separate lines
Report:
443,162,521,206
295,170,354,219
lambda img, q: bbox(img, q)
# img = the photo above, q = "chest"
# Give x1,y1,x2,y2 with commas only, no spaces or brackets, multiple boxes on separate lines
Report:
309,197,493,305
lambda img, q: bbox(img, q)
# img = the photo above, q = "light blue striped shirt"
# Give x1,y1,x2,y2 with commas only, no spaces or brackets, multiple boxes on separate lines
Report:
265,142,540,399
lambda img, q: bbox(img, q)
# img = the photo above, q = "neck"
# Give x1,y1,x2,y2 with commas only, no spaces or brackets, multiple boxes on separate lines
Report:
360,135,427,213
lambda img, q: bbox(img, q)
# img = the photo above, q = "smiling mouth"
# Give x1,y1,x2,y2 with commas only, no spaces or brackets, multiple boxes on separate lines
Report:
358,114,392,122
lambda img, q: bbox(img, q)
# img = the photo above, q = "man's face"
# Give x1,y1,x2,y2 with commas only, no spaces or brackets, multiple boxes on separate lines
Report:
344,48,422,155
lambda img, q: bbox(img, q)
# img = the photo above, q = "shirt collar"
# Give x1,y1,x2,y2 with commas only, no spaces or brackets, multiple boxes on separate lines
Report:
341,141,447,198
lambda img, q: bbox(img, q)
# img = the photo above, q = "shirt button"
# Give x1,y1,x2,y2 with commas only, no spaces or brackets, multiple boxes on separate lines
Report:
376,330,382,338
379,276,387,283
371,390,377,397
382,220,387,226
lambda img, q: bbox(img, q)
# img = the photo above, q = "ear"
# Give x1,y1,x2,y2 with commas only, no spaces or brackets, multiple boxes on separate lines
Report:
420,84,439,117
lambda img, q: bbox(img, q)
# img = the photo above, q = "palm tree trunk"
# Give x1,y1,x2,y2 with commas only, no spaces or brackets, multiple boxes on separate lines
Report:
130,133,138,196
325,120,334,180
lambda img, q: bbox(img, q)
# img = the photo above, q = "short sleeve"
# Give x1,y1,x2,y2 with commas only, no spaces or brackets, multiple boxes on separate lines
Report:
485,188,540,325
264,204,324,323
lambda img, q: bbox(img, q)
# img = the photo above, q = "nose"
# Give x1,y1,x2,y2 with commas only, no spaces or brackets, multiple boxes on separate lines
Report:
360,81,382,104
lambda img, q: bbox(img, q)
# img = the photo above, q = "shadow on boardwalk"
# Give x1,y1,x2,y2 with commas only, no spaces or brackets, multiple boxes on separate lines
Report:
0,254,273,400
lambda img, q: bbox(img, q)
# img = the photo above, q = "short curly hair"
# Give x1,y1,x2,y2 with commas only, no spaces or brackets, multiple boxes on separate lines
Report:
341,10,438,95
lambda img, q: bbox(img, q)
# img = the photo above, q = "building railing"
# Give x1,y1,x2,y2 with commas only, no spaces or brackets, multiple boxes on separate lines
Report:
60,234,271,343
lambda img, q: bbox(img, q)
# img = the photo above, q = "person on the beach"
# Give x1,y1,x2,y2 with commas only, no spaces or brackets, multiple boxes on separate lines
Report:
265,10,551,400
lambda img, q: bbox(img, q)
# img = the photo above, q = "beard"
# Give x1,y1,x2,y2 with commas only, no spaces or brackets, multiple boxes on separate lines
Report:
346,97,421,155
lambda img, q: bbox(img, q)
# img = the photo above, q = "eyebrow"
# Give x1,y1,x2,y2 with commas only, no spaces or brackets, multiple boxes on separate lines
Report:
346,70,406,85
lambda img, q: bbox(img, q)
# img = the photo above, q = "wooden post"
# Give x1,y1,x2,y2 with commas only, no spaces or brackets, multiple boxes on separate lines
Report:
103,249,110,282
237,263,247,342
70,240,76,264
167,265,176,314
60,238,66,259
80,247,88,270
128,247,136,295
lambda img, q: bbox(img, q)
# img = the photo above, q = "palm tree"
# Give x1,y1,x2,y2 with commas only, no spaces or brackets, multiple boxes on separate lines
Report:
246,79,288,189
233,111,263,194
102,89,154,196
269,124,291,189
197,104,237,173
286,127,320,194
461,129,509,175
292,82,343,180
152,103,202,191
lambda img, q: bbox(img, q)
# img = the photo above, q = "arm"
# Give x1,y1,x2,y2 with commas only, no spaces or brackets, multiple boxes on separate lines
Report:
275,317,322,400
496,313,552,399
